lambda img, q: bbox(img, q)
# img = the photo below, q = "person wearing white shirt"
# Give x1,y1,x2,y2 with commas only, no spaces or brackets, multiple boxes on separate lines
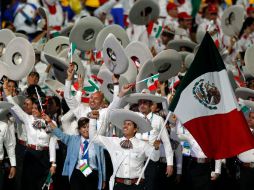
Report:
3,79,57,190
0,121,16,189
89,109,161,190
64,64,130,131
44,115,106,190
164,2,179,28
123,92,174,190
237,111,254,190
176,121,222,190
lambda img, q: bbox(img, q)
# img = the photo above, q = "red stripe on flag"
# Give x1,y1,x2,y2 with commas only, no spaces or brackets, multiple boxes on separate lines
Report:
184,109,254,159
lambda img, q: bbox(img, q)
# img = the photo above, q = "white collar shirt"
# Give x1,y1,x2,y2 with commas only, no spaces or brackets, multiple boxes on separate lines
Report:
0,121,16,166
89,119,160,179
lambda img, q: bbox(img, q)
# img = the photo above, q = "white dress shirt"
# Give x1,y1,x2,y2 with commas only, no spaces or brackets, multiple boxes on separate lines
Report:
64,80,122,132
0,121,16,166
89,119,160,179
6,95,56,162
135,112,174,166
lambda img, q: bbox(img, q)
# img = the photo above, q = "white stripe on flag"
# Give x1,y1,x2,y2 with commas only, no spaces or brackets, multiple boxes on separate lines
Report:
174,70,239,124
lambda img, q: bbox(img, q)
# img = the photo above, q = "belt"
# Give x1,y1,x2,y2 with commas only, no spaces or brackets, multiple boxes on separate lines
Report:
115,178,144,185
27,144,49,151
159,157,167,163
192,157,211,164
18,139,27,146
242,162,254,168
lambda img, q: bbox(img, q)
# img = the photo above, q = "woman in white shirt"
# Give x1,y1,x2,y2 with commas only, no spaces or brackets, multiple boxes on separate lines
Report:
3,79,56,190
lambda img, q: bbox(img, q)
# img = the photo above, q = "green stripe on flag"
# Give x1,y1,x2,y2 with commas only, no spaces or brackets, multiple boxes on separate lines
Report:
155,26,162,38
169,32,225,112
68,43,77,58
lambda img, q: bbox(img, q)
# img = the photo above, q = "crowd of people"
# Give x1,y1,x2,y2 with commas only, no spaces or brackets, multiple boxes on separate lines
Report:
0,0,254,190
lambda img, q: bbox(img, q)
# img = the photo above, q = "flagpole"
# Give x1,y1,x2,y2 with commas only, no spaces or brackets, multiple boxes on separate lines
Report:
135,73,159,85
136,111,172,185
35,87,44,112
70,43,73,64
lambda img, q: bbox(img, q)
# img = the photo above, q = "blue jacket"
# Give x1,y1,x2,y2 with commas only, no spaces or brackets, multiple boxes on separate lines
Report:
53,128,106,190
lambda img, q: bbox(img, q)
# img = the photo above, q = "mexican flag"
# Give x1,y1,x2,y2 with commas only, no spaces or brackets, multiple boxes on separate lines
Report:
145,74,159,92
71,82,96,103
169,32,254,159
68,42,77,59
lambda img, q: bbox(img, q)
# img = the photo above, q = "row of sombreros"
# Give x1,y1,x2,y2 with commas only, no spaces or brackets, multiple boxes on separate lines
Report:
0,3,252,103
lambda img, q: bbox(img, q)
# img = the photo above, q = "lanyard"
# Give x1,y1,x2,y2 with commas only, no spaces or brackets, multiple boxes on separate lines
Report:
147,113,154,136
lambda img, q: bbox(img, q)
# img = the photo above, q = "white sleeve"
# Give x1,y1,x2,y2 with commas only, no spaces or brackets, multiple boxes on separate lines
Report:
49,135,57,163
159,118,174,166
6,95,29,123
214,159,222,174
89,119,115,151
144,143,160,162
4,127,16,166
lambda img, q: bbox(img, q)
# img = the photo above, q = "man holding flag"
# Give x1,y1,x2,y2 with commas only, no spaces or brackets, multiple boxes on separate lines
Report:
169,32,254,189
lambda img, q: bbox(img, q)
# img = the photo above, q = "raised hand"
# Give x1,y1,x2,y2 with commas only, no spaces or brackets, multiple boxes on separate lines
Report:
67,63,75,81
118,84,133,98
77,74,84,91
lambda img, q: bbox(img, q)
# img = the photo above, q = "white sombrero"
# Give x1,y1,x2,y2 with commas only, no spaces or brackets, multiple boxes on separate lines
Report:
136,60,157,93
119,57,138,85
167,39,197,52
124,92,167,104
0,101,14,122
129,0,160,26
1,37,35,81
103,33,129,74
109,109,152,133
184,53,195,69
235,87,254,100
97,68,114,102
179,51,190,61
152,49,182,81
43,36,70,57
244,46,254,77
45,79,65,99
221,5,245,37
44,52,85,84
0,29,16,60
95,24,130,50
69,16,104,51
58,48,85,77
125,41,153,68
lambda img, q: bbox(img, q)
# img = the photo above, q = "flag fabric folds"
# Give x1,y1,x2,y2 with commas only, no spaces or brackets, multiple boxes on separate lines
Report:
169,32,254,159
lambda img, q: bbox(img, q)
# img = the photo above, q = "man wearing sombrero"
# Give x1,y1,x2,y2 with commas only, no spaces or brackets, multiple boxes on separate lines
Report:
89,109,161,190
123,90,174,190
64,63,132,130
